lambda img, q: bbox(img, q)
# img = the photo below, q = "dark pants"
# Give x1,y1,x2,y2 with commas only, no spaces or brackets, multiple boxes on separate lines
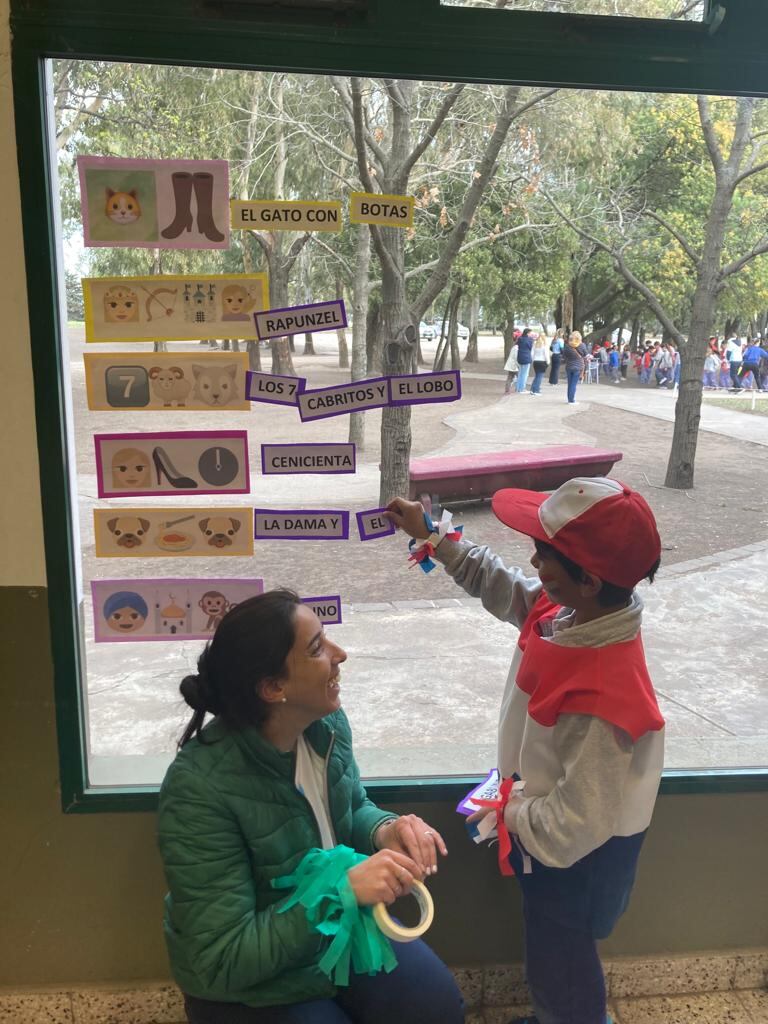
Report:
738,362,761,389
549,355,561,385
729,361,742,388
183,938,464,1024
566,369,580,403
531,361,547,393
509,831,646,1024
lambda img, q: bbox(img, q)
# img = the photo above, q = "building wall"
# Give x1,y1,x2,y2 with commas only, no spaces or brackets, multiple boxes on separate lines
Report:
0,1,766,989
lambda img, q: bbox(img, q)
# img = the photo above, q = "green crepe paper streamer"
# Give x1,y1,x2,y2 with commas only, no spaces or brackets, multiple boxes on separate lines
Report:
272,845,398,986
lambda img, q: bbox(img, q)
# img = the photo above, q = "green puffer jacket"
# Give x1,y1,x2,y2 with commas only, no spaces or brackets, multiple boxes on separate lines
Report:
157,709,396,1007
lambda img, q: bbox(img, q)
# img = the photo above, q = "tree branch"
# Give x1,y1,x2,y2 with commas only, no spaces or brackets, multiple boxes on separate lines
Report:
698,96,725,177
284,232,312,277
731,159,768,190
311,235,353,280
644,209,701,267
331,76,386,177
718,236,768,284
399,83,466,183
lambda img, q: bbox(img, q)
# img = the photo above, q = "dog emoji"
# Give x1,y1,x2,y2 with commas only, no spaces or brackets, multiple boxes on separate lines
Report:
198,516,241,548
107,516,151,549
149,366,192,408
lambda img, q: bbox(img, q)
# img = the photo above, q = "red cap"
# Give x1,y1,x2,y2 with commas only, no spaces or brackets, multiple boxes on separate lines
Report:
491,477,661,588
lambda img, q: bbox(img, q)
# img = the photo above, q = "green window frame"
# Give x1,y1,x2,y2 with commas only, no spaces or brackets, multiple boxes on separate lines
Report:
11,0,768,812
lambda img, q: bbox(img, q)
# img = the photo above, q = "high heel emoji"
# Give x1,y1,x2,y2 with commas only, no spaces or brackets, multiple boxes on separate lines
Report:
152,447,198,489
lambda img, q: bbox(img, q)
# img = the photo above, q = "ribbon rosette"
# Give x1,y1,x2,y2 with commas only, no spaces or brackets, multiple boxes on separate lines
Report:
471,776,516,877
272,845,398,986
408,510,464,574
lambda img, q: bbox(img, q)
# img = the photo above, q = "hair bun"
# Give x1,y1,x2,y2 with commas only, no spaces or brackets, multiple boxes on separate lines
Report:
180,670,219,714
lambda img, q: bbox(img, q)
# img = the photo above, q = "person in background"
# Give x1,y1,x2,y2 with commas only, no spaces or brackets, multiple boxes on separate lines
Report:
608,345,621,383
504,340,520,395
640,345,655,385
719,347,731,390
620,346,631,380
529,333,549,395
703,348,721,389
549,329,564,385
564,330,588,404
158,590,462,1024
724,332,744,390
516,328,535,394
670,345,681,391
738,338,768,390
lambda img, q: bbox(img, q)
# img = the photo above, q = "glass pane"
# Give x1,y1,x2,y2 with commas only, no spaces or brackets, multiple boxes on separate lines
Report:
50,59,766,788
440,0,706,20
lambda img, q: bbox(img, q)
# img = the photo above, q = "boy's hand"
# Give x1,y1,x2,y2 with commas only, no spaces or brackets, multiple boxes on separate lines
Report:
386,498,432,540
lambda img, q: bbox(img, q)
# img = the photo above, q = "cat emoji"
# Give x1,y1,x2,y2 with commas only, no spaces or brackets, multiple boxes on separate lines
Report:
103,286,139,323
105,188,142,225
191,363,238,407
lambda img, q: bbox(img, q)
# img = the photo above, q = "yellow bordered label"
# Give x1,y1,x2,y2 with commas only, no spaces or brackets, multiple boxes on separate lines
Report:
349,191,414,228
93,507,254,558
230,199,342,233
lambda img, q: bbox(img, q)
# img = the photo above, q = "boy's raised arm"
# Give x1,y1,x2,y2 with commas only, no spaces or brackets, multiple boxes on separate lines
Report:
386,498,543,630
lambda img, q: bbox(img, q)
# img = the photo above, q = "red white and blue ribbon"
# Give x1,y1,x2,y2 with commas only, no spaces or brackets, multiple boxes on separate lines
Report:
472,776,516,876
408,510,463,573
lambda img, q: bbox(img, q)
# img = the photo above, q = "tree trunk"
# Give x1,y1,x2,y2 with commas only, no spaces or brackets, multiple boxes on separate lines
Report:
560,285,574,332
503,316,515,360
349,224,370,450
464,293,480,363
378,247,415,506
246,340,262,371
221,339,231,351
630,316,641,352
303,331,315,355
268,259,296,376
335,275,349,368
723,315,740,339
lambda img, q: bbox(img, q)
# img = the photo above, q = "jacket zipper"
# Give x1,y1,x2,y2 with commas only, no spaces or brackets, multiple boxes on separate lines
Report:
323,731,338,847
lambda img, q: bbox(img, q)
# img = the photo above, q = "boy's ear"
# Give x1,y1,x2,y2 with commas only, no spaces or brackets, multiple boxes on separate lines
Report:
579,571,603,598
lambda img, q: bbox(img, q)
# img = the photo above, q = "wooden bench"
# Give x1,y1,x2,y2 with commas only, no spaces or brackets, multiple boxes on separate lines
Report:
409,445,623,516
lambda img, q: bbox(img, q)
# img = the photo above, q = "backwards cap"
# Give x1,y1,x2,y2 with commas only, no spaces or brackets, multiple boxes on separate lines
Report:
491,477,661,589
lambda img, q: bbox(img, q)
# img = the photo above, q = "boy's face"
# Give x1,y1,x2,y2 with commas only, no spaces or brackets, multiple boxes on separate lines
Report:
530,545,598,609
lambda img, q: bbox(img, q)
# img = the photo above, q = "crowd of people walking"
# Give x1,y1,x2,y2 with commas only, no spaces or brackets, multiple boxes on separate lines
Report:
504,327,768,400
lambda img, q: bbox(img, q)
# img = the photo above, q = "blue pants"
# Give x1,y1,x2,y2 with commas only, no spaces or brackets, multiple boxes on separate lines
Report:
516,363,531,392
509,831,646,1024
183,938,464,1023
566,369,580,402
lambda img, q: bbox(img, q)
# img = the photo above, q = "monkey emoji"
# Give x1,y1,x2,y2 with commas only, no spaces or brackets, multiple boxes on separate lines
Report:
111,448,150,490
199,591,231,631
106,516,150,549
198,516,242,548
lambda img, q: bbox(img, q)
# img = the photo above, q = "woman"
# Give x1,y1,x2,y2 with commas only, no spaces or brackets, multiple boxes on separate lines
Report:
503,340,519,394
515,328,534,393
563,330,588,404
549,329,564,385
158,590,463,1024
529,333,549,395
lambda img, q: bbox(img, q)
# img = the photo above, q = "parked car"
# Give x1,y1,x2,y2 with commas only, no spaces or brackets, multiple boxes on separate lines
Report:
433,319,470,341
419,320,436,340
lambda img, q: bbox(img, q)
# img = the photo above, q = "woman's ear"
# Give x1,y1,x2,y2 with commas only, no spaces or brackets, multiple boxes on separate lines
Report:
258,676,287,706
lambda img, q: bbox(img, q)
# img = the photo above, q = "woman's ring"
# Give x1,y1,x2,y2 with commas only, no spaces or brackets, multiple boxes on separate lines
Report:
424,831,434,837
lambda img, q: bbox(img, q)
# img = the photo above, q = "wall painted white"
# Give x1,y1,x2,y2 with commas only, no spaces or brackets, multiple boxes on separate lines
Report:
0,0,47,586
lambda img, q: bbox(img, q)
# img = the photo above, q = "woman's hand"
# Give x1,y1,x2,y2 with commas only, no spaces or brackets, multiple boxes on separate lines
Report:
385,498,431,540
347,850,422,906
375,815,448,876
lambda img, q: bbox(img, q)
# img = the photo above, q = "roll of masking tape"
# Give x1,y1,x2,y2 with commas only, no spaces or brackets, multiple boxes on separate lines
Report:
373,880,434,942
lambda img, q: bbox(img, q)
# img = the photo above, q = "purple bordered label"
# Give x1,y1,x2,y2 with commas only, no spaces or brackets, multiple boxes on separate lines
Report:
253,508,349,540
298,376,390,422
388,369,462,406
356,507,396,542
456,769,500,816
253,299,347,342
302,594,342,625
246,370,306,407
260,443,356,476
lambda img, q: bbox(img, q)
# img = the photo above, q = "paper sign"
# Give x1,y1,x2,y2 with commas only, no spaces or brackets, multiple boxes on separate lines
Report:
83,273,268,343
302,595,342,625
78,156,229,249
245,370,306,407
84,352,249,411
92,578,263,643
260,443,356,476
95,431,250,498
388,370,462,406
349,191,414,228
254,300,347,342
356,507,396,542
231,199,342,233
253,509,349,540
298,377,390,422
94,507,254,558
456,769,500,816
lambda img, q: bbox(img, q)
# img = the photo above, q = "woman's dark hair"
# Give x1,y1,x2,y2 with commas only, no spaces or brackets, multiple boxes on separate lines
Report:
534,539,660,608
178,589,301,748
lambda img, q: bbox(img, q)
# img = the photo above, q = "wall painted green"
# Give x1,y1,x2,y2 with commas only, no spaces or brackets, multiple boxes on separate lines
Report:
2,586,766,988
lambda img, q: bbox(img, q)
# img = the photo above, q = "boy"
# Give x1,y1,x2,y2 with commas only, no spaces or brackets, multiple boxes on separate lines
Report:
387,477,664,1024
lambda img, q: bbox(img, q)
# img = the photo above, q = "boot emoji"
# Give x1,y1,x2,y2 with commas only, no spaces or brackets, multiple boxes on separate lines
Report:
161,172,194,239
192,172,225,243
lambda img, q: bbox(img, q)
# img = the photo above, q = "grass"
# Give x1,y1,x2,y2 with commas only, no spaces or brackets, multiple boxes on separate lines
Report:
704,395,768,416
